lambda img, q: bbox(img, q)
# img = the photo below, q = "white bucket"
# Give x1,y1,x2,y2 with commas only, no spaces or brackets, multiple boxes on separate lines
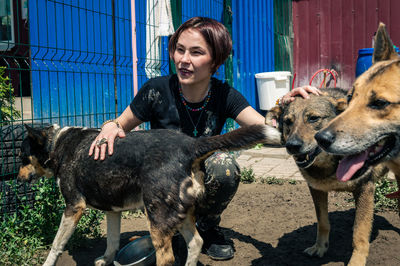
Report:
255,71,292,110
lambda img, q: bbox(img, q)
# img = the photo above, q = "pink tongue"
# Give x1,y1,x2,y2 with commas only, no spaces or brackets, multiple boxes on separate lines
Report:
336,151,368,182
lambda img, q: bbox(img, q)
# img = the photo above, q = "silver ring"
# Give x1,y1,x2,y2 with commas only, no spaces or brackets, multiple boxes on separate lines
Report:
96,137,108,147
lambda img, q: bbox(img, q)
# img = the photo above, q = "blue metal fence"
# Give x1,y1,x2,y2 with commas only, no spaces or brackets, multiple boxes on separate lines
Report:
27,0,274,125
232,0,274,110
29,0,134,127
1,0,277,214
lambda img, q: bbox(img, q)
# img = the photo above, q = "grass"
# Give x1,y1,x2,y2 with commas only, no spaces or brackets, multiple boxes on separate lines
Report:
122,209,145,219
240,167,256,183
260,176,285,185
240,166,299,186
374,177,398,212
0,178,104,265
253,143,264,150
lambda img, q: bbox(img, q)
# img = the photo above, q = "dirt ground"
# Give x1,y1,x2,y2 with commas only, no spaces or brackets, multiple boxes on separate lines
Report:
56,181,400,266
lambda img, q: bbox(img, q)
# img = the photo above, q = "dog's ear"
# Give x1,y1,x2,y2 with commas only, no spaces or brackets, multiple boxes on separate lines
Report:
265,105,283,130
24,124,46,145
373,22,399,63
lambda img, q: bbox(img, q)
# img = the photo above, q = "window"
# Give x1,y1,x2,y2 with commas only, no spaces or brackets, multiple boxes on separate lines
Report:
0,0,15,51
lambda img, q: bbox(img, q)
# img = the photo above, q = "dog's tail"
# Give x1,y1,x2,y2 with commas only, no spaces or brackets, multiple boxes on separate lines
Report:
194,124,281,158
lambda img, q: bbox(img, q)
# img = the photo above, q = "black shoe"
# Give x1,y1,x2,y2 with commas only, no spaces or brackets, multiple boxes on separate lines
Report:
199,227,234,260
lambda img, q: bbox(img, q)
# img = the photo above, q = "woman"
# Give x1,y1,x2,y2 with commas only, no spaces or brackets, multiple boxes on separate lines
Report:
89,16,318,260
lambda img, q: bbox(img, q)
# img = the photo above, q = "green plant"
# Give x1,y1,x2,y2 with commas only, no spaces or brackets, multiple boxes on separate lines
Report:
240,167,256,183
253,143,264,150
0,178,104,265
260,176,284,185
122,209,145,219
0,66,20,125
374,178,398,211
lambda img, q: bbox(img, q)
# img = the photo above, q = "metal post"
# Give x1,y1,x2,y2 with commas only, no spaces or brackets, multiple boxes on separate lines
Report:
112,0,118,117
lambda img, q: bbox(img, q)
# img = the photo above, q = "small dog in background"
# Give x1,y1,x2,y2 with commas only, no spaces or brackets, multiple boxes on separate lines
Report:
18,124,280,266
266,87,388,266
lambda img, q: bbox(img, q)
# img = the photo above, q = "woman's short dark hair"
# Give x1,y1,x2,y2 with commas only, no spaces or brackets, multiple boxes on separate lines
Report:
168,17,232,74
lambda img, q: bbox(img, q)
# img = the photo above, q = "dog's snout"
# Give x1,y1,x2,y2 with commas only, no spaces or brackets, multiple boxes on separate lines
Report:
286,136,303,154
315,129,336,150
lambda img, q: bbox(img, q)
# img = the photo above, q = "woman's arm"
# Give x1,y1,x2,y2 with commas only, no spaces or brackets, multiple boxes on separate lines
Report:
235,86,321,126
89,106,143,160
235,106,265,126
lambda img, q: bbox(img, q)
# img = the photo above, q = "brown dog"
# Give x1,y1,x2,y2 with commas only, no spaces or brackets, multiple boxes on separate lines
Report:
266,88,387,266
315,23,400,202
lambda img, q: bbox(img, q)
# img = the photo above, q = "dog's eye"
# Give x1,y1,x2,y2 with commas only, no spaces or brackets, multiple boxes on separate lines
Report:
21,157,30,165
368,99,390,110
347,93,353,103
308,115,320,123
283,118,292,126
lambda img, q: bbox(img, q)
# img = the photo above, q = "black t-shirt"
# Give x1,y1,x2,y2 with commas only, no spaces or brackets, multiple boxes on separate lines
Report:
130,74,250,137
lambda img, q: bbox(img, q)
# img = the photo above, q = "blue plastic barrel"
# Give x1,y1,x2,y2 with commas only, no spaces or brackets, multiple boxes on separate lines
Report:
356,47,400,77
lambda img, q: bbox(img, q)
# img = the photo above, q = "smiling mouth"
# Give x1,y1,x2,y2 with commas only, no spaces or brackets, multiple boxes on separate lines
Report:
179,68,193,76
293,147,322,169
336,134,396,182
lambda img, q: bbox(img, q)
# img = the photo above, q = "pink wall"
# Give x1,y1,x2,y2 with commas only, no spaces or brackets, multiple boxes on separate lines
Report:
293,0,400,89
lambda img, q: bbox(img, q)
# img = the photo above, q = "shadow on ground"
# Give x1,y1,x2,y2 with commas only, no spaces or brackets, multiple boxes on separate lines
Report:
60,210,399,266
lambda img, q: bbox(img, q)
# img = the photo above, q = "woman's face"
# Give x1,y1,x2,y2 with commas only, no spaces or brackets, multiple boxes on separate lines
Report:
173,29,214,87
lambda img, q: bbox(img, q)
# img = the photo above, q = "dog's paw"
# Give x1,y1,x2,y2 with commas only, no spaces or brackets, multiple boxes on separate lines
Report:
94,256,110,266
303,243,328,258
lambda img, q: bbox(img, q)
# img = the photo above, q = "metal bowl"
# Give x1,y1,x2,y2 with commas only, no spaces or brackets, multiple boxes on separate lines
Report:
113,235,156,266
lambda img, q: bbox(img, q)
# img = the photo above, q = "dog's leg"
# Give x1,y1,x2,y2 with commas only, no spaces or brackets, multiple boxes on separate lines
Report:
349,181,375,266
43,203,85,266
304,186,330,258
149,225,175,266
178,210,203,266
95,211,121,266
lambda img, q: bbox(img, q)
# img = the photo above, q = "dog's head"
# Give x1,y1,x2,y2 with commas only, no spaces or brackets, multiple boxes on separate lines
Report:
315,22,400,181
266,89,347,170
18,124,59,181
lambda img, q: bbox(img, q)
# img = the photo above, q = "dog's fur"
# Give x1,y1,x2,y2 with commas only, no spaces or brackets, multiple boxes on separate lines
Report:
18,124,280,266
315,23,400,202
266,88,388,266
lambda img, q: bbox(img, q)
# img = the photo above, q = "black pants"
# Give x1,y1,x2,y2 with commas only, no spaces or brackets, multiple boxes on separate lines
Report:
196,152,241,231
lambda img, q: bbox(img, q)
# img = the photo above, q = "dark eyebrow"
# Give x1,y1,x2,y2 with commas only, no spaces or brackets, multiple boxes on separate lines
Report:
176,43,205,50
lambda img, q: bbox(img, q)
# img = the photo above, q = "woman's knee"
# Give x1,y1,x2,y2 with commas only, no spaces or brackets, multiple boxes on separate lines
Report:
204,152,240,192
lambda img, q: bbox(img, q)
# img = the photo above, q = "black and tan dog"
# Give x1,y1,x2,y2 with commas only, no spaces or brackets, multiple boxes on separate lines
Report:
266,88,387,266
315,22,400,263
18,124,280,266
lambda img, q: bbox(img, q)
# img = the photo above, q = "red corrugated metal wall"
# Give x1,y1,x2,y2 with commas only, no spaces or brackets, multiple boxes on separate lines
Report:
293,0,400,89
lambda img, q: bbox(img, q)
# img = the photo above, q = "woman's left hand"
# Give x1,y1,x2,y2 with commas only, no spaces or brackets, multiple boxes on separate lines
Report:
280,85,321,105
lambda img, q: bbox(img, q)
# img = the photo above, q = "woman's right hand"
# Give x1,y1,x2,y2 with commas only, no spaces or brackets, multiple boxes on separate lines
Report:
89,122,126,160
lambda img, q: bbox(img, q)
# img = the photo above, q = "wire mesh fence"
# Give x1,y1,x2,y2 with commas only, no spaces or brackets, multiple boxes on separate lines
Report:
2,0,140,216
0,0,291,216
0,0,218,216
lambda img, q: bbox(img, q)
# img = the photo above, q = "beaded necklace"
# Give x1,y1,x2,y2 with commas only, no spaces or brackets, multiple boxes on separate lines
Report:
179,85,211,111
179,83,212,137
